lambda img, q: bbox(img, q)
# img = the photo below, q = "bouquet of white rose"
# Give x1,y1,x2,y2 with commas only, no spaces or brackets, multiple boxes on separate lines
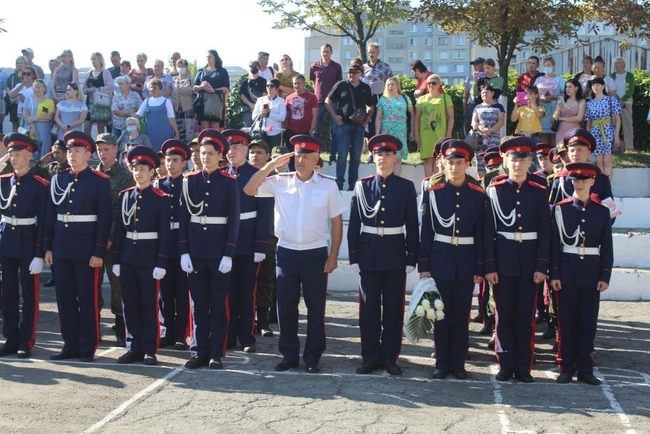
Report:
403,277,445,343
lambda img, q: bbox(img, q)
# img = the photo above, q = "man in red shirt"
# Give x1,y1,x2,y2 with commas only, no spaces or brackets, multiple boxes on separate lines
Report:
516,56,544,93
285,75,319,169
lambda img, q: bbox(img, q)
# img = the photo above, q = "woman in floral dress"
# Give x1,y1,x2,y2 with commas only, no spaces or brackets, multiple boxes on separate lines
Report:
375,77,414,175
585,77,621,178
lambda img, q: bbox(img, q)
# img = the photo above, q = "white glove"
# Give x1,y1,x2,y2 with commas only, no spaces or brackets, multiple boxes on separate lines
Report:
153,267,166,280
406,266,415,274
0,153,10,173
350,263,360,273
253,253,266,263
29,257,43,275
218,256,232,274
112,264,121,277
180,254,194,273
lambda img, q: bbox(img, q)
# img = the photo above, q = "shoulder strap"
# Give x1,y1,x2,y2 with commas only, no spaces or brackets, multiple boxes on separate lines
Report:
348,82,358,109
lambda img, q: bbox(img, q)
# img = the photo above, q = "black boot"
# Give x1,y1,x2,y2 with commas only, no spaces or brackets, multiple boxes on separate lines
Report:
114,315,126,347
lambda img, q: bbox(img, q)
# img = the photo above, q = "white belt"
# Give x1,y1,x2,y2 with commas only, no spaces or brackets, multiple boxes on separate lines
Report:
190,215,227,225
497,231,537,242
126,231,158,240
170,222,179,230
240,211,257,220
434,234,474,246
1,216,36,226
563,246,600,256
57,214,98,223
361,225,404,236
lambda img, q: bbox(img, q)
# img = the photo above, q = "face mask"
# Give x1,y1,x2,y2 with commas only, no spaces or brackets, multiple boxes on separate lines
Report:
126,125,137,133
543,67,553,74
250,67,259,74
178,67,187,75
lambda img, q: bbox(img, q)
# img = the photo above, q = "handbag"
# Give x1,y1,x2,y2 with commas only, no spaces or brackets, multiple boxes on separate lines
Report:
550,118,560,132
203,91,224,121
250,115,267,141
465,129,482,151
51,124,59,136
192,91,204,114
93,90,111,107
348,83,368,127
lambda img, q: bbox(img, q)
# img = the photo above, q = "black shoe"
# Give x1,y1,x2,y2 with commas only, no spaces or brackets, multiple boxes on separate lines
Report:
452,368,468,380
556,372,573,384
496,369,512,382
478,322,494,335
306,364,320,374
542,323,556,340
432,368,449,379
487,338,495,350
514,372,534,383
260,328,274,337
209,358,223,369
43,278,55,288
16,346,31,359
577,374,602,386
174,341,189,351
472,314,484,324
356,361,383,375
0,344,18,357
274,360,299,372
80,355,94,363
185,356,209,369
49,351,78,361
385,363,403,376
144,354,157,366
118,351,144,364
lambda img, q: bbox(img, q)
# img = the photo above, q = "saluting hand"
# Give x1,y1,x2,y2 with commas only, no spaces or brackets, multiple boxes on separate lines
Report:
266,152,294,171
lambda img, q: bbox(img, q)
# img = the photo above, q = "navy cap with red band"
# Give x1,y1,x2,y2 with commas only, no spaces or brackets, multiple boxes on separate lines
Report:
563,128,596,153
63,130,96,154
198,129,229,154
3,132,39,154
367,134,403,153
565,162,600,179
127,145,160,168
289,134,324,153
440,139,474,161
161,139,191,160
222,129,253,146
499,136,535,158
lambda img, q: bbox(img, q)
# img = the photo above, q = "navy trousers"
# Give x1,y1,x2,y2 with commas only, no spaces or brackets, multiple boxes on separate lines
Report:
188,259,230,359
276,246,328,366
160,259,190,343
434,279,474,371
493,276,539,375
228,253,259,348
0,256,39,349
358,270,406,365
556,285,600,376
54,258,101,357
120,264,160,355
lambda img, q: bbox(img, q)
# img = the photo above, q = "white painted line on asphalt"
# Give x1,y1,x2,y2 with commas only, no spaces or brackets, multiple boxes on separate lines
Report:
488,364,512,434
595,367,638,434
81,364,185,434
95,347,119,358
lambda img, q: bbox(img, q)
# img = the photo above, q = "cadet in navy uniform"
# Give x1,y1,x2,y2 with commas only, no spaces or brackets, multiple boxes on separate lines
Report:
222,129,273,353
484,136,550,382
550,163,613,385
419,140,486,379
180,129,240,370
244,135,348,373
0,133,49,358
44,131,112,362
112,146,170,365
348,134,419,376
156,139,192,350
549,129,613,206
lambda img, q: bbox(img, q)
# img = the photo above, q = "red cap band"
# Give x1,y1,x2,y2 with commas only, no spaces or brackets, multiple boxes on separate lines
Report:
445,146,470,159
131,155,156,166
567,136,592,148
295,141,320,152
66,137,92,152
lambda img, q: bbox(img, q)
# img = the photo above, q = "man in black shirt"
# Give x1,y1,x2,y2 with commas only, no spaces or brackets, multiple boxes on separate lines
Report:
239,61,267,128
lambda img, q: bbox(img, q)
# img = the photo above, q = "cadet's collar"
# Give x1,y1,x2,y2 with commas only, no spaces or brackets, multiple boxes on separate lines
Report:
375,172,393,183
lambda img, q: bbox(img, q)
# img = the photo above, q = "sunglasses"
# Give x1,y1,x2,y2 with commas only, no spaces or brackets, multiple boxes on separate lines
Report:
427,82,439,86
266,84,276,88
22,72,33,76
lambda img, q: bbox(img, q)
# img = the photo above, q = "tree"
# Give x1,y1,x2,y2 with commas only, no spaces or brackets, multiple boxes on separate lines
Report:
258,0,411,62
413,0,650,96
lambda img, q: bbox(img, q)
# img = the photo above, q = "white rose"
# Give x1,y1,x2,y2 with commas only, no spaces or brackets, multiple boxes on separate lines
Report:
435,310,445,321
415,306,425,317
434,299,444,310
426,308,436,319
421,299,431,309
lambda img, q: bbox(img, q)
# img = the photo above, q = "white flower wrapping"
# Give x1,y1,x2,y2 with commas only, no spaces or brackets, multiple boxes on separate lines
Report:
403,277,445,343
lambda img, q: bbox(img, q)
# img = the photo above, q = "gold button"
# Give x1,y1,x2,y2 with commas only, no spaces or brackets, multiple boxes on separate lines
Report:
11,227,15,230
138,195,142,199
455,230,460,234
74,179,78,182
516,201,521,205
12,204,16,207
16,182,20,186
171,184,174,188
206,192,210,196
582,208,586,211
581,219,585,222
64,224,68,228
66,212,70,215
381,207,385,211
170,194,174,198
380,221,385,224
517,214,521,217
135,218,139,222
381,195,385,199
456,204,460,208
518,226,523,230
137,206,141,210
69,200,73,203
516,190,520,194
203,227,207,231
456,192,460,196
580,256,584,260
205,204,209,207
207,180,211,184
133,242,136,244
14,193,17,197
71,188,75,192
456,217,460,221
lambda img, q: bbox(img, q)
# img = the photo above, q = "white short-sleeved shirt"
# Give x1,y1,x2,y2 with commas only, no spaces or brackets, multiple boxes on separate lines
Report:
257,171,349,250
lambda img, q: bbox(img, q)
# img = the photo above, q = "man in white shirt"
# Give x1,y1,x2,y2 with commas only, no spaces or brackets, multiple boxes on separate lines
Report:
257,51,274,81
244,135,348,374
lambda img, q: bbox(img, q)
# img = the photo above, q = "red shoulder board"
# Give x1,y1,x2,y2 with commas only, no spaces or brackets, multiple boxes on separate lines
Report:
33,175,50,186
488,175,508,187
152,187,168,197
184,170,201,178
359,174,374,180
555,170,568,178
527,180,547,190
430,183,445,191
558,197,573,205
120,186,136,194
219,170,236,180
0,173,13,179
589,192,602,204
467,183,485,194
92,170,110,180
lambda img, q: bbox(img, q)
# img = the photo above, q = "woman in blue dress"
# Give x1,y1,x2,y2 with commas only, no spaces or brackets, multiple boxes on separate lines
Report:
584,77,621,178
136,78,179,153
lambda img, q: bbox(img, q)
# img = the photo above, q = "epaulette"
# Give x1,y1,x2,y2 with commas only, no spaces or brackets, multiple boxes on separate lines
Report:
557,197,573,205
152,187,168,197
467,175,481,186
0,173,13,179
488,174,508,188
219,170,236,180
555,170,568,178
318,173,336,181
33,175,50,186
589,192,602,204
120,186,136,194
467,183,485,193
527,180,547,190
428,182,445,191
183,170,201,177
492,173,508,181
359,174,374,181
92,170,110,180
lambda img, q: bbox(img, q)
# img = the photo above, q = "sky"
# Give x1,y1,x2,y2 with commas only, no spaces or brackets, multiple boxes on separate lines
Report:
1,1,308,72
